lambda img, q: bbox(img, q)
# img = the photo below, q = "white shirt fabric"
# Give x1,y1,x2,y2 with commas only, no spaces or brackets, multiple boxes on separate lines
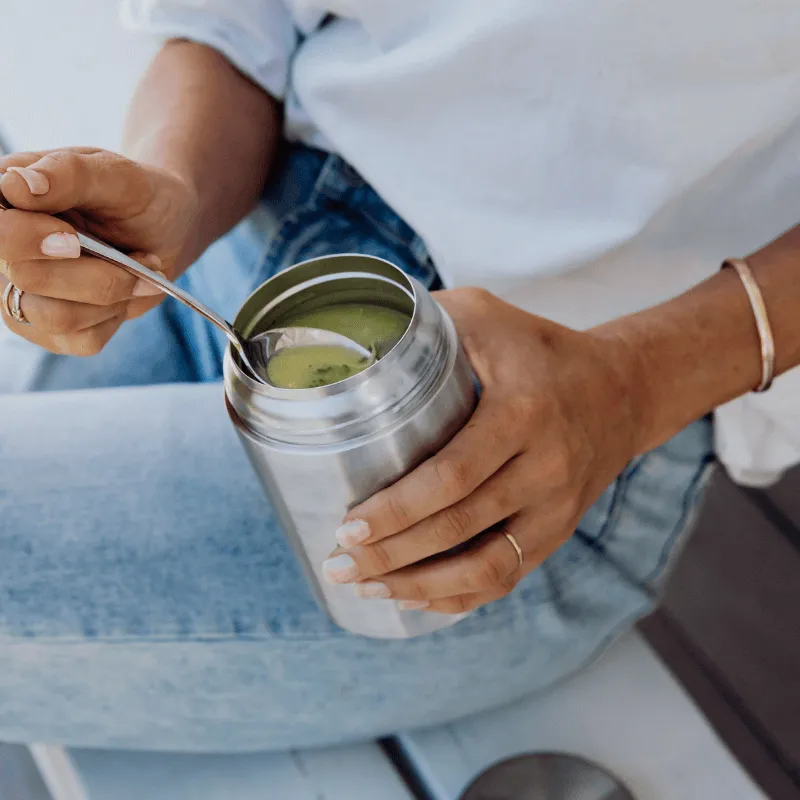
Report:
122,0,800,485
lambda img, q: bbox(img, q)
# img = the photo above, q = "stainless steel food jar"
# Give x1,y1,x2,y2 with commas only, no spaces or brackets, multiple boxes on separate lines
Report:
224,254,477,638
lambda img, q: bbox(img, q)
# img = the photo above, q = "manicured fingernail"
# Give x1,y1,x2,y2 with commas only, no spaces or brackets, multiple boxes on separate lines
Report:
398,600,430,611
336,519,370,548
40,232,80,258
354,581,392,599
133,275,165,297
138,253,163,270
323,553,360,584
7,166,49,196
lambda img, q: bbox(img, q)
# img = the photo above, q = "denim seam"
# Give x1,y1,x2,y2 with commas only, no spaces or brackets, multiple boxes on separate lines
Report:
580,454,716,601
409,237,434,277
0,547,625,645
313,153,361,196
314,154,427,255
576,452,647,555
641,454,717,590
244,228,279,296
585,463,633,550
358,207,420,251
503,599,655,702
257,198,321,279
243,153,339,286
0,449,707,645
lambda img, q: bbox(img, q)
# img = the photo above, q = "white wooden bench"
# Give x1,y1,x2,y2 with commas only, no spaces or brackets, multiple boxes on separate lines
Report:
26,742,413,800
396,632,763,799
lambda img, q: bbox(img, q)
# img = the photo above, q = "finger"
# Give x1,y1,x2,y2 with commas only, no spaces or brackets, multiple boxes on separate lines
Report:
433,287,493,337
5,253,163,305
417,590,505,615
125,294,167,321
2,304,125,357
0,147,103,173
335,457,528,580
414,589,508,615
434,288,540,396
52,314,126,357
352,518,529,601
342,399,518,544
9,287,127,333
0,208,80,263
0,152,45,172
0,149,152,217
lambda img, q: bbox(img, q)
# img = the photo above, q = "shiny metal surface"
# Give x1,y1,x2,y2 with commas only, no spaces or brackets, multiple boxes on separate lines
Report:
459,754,636,800
225,254,477,638
3,281,32,326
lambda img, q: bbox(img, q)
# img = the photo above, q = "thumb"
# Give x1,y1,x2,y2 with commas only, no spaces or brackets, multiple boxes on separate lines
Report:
126,251,168,320
0,149,152,217
434,288,502,384
435,287,491,343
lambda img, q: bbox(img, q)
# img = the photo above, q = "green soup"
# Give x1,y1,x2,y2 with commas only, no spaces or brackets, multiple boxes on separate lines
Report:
266,303,410,389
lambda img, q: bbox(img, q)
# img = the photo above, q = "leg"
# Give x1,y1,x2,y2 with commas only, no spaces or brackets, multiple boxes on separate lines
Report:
0,375,713,752
0,145,715,751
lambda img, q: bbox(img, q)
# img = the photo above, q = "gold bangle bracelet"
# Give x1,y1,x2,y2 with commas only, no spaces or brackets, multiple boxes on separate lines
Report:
721,258,776,392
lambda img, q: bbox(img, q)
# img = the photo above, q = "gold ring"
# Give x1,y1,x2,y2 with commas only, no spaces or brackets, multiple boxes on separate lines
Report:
2,282,31,326
503,531,524,568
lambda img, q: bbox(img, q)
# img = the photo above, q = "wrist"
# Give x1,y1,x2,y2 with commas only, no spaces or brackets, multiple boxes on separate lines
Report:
591,267,769,455
586,326,654,459
141,160,205,275
122,40,281,272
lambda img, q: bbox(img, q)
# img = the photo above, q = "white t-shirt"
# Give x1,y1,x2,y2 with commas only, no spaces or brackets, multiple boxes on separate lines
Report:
123,0,800,485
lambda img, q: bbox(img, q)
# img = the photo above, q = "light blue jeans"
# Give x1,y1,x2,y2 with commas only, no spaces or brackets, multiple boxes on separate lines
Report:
0,146,715,752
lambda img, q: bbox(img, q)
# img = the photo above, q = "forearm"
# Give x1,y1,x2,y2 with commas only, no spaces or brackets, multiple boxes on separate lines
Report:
596,224,800,455
122,39,282,267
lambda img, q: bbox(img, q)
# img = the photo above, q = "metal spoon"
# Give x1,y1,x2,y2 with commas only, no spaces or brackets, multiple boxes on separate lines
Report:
0,188,374,382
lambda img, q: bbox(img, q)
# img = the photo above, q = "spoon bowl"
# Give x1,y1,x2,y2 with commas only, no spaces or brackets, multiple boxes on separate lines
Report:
246,326,376,383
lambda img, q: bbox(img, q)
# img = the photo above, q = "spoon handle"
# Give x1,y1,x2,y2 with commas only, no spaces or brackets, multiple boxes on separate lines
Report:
0,185,240,349
75,228,239,347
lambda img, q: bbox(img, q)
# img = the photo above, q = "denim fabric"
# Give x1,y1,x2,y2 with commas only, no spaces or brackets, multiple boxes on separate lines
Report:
0,145,715,752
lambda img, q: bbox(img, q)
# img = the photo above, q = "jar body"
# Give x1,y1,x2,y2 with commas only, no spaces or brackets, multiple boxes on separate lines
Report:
224,255,477,638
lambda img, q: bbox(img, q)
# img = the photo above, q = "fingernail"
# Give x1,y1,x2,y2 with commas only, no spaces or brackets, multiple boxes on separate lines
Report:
138,253,163,270
40,232,80,258
323,553,360,584
354,581,392,599
398,600,430,611
336,519,371,548
133,276,165,297
7,166,49,196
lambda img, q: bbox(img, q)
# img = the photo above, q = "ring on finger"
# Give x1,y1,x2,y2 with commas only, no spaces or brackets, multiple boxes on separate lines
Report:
502,531,524,568
2,281,32,326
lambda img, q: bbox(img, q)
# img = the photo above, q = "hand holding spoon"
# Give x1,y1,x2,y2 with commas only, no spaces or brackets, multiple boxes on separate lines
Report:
0,188,374,383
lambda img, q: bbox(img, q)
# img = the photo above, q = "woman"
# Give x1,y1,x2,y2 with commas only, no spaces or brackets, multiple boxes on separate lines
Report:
0,1,798,751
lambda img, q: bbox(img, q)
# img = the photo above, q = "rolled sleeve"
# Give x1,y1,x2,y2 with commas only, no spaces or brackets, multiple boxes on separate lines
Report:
121,0,297,99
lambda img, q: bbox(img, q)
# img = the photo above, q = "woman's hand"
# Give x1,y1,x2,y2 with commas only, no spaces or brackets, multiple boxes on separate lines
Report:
0,147,198,355
322,288,644,614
